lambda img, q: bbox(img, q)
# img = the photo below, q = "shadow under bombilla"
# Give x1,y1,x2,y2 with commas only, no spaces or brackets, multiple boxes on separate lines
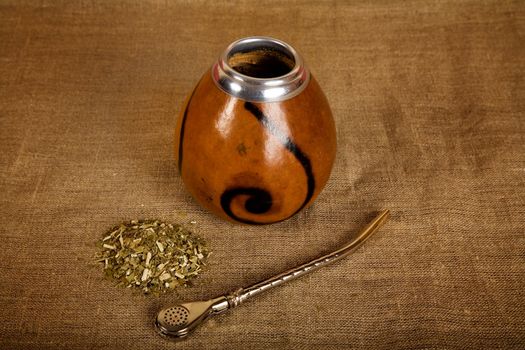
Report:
155,210,390,339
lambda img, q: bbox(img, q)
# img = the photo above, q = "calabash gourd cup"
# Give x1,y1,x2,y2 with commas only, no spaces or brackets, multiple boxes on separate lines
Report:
175,37,336,224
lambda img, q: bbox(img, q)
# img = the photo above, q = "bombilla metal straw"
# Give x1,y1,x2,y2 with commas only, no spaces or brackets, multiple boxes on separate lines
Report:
155,210,390,340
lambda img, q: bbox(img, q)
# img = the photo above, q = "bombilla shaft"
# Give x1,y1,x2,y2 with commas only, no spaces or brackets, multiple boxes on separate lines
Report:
226,210,390,307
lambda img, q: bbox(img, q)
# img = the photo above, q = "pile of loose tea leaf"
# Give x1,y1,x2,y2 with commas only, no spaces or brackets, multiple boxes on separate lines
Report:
95,219,210,294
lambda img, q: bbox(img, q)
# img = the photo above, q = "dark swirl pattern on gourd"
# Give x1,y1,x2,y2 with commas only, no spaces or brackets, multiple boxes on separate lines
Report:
219,102,315,224
220,187,273,225
178,78,203,174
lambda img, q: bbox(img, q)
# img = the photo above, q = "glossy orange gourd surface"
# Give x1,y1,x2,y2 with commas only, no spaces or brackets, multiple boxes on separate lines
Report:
175,40,336,224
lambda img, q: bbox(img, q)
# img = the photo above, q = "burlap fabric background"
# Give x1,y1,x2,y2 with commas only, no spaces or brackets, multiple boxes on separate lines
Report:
1,1,523,349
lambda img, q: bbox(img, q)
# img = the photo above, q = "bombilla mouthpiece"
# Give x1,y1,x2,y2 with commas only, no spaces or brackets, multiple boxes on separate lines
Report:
212,36,310,102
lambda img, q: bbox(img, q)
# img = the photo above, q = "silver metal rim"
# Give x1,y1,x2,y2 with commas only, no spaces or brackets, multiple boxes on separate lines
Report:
211,36,310,102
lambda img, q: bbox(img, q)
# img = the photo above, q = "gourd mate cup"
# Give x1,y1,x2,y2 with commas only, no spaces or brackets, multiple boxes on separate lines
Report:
175,37,336,224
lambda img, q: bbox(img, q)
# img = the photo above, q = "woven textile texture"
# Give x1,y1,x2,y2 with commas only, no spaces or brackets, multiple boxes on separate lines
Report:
0,1,523,349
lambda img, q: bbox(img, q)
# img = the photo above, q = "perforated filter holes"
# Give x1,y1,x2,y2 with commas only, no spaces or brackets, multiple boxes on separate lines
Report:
163,306,189,327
